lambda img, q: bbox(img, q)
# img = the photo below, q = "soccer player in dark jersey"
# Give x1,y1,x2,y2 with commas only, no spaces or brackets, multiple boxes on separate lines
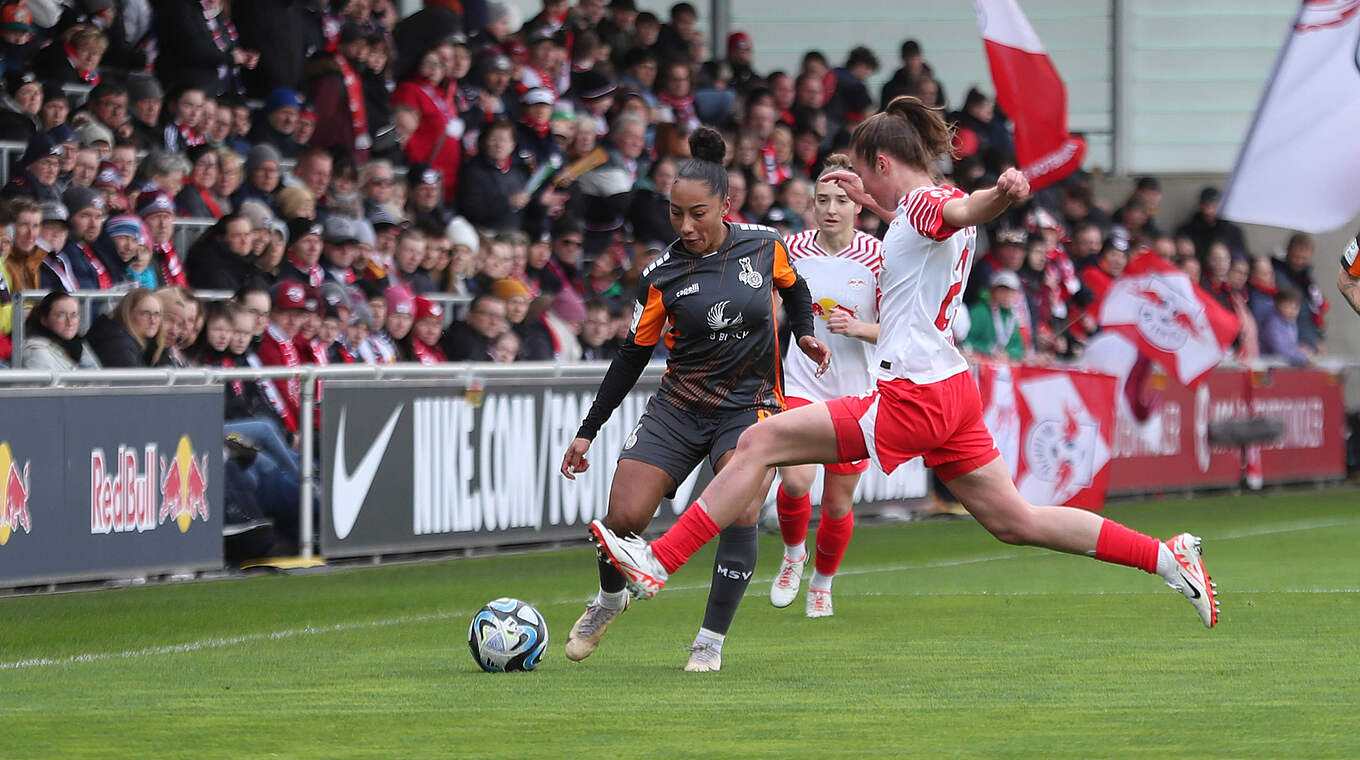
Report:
559,127,831,672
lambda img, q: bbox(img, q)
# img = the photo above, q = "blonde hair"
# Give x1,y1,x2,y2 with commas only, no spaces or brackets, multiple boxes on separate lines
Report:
816,153,854,181
113,288,168,365
276,186,315,220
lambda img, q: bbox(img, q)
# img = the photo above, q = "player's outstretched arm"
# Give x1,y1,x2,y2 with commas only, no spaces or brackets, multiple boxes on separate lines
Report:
942,168,1030,229
821,170,897,224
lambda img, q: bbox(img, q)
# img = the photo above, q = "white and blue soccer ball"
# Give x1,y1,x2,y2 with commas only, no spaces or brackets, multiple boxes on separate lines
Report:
467,598,549,673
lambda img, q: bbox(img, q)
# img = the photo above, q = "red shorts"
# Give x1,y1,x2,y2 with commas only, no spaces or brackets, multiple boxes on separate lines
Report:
784,396,870,475
825,370,1000,482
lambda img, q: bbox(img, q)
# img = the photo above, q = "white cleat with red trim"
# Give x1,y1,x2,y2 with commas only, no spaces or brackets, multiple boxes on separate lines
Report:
589,520,669,600
805,588,834,618
1165,533,1218,628
769,554,806,608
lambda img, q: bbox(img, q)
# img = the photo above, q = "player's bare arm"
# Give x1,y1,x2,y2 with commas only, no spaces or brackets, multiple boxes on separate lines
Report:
827,311,879,343
942,167,1030,229
1336,266,1360,316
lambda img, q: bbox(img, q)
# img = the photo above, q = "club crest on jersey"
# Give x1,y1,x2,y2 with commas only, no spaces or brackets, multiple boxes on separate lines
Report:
737,257,762,289
706,300,748,341
675,282,699,298
848,278,867,289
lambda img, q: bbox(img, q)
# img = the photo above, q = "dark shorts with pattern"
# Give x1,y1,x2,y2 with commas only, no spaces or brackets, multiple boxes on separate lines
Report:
617,395,775,491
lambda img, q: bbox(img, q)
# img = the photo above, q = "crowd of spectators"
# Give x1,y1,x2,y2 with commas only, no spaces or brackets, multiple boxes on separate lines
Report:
0,0,1331,380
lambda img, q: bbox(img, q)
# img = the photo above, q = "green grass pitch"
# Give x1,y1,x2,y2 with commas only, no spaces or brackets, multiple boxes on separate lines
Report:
2,489,1358,759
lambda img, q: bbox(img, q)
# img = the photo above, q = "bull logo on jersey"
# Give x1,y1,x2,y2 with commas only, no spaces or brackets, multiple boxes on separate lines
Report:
813,298,856,321
706,300,748,341
737,257,762,289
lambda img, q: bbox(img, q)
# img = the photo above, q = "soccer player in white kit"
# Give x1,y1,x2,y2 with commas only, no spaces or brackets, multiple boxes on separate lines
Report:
592,97,1219,631
770,155,883,618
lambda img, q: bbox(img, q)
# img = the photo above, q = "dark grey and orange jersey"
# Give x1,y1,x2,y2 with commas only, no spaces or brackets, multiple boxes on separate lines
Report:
576,223,815,440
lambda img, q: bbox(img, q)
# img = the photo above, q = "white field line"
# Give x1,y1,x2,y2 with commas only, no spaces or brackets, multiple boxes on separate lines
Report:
2,516,1357,671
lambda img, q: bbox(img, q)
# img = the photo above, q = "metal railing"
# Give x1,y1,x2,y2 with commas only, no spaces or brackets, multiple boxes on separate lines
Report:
174,217,217,255
0,361,644,561
10,289,235,367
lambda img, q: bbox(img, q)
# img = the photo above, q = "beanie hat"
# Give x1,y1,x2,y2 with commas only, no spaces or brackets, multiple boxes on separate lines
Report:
126,72,163,103
413,296,444,323
264,88,302,114
93,160,122,190
20,132,60,167
385,285,415,315
244,143,282,176
105,214,147,244
445,215,479,255
62,185,104,215
135,190,176,217
286,217,323,247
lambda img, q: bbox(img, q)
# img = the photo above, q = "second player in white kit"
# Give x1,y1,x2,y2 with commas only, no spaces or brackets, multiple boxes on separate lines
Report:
771,156,884,618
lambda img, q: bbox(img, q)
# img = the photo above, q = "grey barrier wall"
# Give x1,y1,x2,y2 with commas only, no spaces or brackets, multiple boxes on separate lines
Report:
0,386,224,586
321,376,929,557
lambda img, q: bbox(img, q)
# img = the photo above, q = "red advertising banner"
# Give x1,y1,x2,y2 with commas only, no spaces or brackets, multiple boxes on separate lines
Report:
974,361,1117,510
1107,367,1346,493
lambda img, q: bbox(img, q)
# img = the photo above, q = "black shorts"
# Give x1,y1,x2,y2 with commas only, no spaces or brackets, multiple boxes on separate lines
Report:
618,396,774,490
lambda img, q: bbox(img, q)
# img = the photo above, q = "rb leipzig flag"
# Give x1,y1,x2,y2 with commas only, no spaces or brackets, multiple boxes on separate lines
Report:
1222,1,1360,233
1099,253,1240,387
975,0,1086,191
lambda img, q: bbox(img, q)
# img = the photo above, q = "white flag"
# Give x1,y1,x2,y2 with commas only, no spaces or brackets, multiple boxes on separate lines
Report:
1221,2,1360,233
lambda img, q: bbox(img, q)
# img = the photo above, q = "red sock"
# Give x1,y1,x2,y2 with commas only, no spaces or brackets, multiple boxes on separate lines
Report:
814,510,855,576
776,485,812,548
1093,519,1161,574
651,502,721,573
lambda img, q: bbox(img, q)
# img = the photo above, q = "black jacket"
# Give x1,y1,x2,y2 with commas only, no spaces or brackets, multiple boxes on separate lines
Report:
247,120,304,161
233,0,312,97
441,320,491,361
152,0,236,95
393,6,462,80
457,153,530,233
187,237,266,293
87,314,163,368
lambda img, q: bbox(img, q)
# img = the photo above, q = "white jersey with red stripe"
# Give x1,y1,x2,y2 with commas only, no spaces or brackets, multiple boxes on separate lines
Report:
784,229,884,400
875,184,977,385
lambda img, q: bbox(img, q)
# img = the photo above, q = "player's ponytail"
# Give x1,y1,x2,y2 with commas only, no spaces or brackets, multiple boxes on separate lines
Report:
850,96,955,180
675,126,729,199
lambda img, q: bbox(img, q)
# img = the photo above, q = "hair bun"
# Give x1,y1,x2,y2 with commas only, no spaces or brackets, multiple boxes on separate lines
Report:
688,127,726,165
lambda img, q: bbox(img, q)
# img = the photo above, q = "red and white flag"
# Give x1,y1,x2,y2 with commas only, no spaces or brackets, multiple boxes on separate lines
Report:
1222,1,1360,233
975,0,1086,191
1099,253,1241,387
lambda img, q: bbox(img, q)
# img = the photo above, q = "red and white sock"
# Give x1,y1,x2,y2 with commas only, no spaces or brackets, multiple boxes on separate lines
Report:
776,485,811,561
651,501,720,573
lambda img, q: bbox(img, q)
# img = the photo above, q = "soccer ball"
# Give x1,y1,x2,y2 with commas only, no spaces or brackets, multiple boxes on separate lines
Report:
467,598,549,673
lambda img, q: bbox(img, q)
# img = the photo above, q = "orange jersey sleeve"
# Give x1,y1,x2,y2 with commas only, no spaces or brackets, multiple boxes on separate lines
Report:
629,284,668,346
773,240,798,288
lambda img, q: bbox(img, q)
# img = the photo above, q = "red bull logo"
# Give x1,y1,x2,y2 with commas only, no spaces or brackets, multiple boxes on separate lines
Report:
160,436,210,533
0,442,32,546
90,436,209,535
812,298,857,321
1134,278,1203,351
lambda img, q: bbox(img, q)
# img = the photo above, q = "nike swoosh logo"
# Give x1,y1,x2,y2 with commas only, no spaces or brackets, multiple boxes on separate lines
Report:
1180,573,1201,599
331,405,404,540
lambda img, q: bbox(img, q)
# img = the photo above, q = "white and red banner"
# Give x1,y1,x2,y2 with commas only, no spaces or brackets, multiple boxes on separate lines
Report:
1098,253,1240,387
974,361,1117,510
1222,0,1360,233
975,0,1086,191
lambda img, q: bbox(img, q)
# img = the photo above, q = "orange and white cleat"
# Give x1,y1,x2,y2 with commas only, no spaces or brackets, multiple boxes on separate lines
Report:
589,520,669,600
1165,533,1218,628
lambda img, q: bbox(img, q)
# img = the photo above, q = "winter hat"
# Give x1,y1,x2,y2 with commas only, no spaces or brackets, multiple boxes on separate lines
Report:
323,215,359,244
273,280,308,311
40,201,68,224
264,88,302,114
445,215,479,255
93,160,122,190
302,286,323,315
320,281,352,312
105,214,147,243
286,217,323,248
492,278,531,301
244,143,282,176
21,132,60,167
1,3,32,33
5,70,38,98
385,285,415,316
235,199,275,231
550,286,587,324
63,185,104,215
351,218,376,247
347,300,375,329
47,124,77,145
74,120,114,148
135,190,176,218
413,296,444,323
126,72,163,103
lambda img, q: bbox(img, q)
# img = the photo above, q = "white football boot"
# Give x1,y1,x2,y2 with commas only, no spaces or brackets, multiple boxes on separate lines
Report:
769,553,807,608
805,588,834,618
564,597,628,662
684,641,722,672
589,520,669,600
1164,533,1219,628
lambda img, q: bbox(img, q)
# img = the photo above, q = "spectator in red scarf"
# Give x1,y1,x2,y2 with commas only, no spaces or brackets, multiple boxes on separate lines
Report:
159,85,208,152
392,46,463,203
256,280,307,432
307,22,374,163
655,59,698,134
34,25,107,87
1201,240,1233,309
279,218,325,288
176,145,223,219
136,191,189,288
400,296,447,363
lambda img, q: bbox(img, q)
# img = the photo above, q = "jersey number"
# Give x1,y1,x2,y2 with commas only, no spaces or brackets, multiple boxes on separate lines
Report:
932,246,971,332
